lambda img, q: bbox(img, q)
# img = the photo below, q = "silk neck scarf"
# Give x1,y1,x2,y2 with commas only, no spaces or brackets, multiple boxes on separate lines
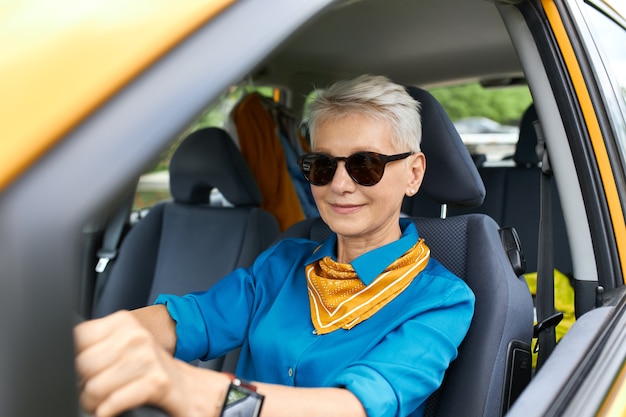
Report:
306,238,430,334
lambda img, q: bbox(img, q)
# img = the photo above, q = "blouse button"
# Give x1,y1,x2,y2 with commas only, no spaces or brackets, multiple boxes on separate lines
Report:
288,367,294,377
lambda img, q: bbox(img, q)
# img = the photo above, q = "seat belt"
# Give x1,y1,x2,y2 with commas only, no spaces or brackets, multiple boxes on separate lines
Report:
93,194,134,305
533,120,563,371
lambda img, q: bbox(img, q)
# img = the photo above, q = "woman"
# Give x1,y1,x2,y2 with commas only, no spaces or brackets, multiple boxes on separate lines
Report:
75,75,475,417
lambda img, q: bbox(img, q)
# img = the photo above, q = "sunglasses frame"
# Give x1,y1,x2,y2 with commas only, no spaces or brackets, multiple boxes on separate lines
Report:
298,151,414,186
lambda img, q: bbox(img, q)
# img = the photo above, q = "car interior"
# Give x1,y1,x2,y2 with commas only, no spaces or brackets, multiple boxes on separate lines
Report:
4,0,625,416
81,1,623,415
92,0,622,415
94,84,535,416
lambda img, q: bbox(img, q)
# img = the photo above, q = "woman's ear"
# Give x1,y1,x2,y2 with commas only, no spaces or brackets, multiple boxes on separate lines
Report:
405,152,426,197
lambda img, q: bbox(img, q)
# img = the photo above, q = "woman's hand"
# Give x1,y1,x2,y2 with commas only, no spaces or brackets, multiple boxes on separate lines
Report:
74,309,367,417
74,310,229,417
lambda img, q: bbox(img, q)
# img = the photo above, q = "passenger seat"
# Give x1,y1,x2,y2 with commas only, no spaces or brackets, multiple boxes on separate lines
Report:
93,127,281,370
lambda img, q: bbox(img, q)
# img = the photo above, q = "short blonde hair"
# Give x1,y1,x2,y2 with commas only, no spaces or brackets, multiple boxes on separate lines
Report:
305,74,422,152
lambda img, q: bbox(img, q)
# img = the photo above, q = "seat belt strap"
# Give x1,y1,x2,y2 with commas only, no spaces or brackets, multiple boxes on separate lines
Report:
534,120,562,370
93,194,134,302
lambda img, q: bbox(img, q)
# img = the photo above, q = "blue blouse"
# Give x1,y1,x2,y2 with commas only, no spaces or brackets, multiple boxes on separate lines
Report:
155,219,475,417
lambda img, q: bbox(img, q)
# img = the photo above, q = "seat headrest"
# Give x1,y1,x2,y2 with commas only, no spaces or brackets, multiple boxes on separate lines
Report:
471,153,487,167
169,127,262,206
406,87,485,207
513,104,540,167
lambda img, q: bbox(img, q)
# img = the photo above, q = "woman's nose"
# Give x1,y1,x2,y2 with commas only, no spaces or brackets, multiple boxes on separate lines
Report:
330,161,356,192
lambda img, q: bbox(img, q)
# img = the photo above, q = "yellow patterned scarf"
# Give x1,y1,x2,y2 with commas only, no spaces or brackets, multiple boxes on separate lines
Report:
306,238,430,334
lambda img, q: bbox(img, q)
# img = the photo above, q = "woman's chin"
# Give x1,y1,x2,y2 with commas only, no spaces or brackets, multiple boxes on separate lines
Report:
323,215,367,238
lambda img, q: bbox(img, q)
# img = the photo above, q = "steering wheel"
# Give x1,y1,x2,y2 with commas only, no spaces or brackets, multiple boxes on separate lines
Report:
118,406,169,417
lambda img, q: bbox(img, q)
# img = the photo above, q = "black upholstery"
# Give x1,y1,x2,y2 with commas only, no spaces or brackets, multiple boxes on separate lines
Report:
93,128,281,364
282,88,534,417
476,170,571,276
404,86,486,208
403,104,572,277
454,105,572,276
513,104,540,167
169,128,263,206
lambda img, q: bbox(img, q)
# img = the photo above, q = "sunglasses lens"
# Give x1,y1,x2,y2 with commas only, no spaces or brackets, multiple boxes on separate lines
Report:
301,154,335,185
299,152,394,186
348,153,384,185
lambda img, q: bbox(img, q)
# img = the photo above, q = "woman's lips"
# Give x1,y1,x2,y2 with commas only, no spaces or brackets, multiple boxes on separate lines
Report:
330,203,363,214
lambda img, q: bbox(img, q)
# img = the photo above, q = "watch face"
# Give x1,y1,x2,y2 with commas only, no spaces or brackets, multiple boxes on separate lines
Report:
221,383,264,417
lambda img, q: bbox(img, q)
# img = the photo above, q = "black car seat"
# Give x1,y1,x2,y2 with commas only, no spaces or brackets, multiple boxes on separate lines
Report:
438,104,572,277
281,87,534,417
403,104,572,275
93,127,281,368
494,104,572,277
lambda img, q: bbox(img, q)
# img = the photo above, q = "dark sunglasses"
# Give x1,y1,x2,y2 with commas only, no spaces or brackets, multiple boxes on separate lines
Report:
297,151,414,186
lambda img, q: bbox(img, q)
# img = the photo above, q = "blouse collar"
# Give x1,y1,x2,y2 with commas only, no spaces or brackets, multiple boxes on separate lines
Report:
305,218,419,285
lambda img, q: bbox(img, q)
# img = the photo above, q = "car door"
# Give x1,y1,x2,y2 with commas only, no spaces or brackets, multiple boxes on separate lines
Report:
0,1,333,416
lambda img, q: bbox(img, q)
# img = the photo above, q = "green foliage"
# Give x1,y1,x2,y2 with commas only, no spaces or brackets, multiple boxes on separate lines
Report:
429,83,532,126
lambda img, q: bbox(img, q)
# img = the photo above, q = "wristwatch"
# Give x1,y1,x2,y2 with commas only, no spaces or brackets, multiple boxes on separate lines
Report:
220,373,265,417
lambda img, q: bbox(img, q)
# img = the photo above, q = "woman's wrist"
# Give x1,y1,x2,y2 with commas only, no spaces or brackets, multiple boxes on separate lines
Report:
164,360,231,417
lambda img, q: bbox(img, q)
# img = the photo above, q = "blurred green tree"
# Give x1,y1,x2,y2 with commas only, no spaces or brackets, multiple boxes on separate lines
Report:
430,82,532,125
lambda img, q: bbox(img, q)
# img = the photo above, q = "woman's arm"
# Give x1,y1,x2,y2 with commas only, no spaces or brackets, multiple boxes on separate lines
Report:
130,304,177,354
74,310,366,417
255,383,366,417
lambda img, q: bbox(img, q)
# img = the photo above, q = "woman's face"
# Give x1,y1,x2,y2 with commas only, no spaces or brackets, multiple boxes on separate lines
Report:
310,113,425,248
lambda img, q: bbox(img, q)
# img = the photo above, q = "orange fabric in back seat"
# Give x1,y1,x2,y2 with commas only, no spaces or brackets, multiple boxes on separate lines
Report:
232,93,305,231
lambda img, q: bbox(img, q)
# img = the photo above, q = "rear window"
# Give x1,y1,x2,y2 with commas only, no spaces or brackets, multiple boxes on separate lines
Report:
428,81,533,165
